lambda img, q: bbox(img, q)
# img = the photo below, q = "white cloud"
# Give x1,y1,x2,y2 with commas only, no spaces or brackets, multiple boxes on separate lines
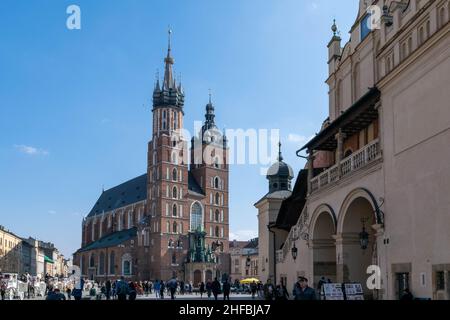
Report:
229,230,258,242
14,145,49,156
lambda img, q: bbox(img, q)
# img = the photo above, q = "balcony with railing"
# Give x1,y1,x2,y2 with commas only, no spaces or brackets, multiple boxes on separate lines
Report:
311,138,381,193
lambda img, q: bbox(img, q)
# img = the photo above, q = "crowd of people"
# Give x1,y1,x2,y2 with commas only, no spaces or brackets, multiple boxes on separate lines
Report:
2,272,416,301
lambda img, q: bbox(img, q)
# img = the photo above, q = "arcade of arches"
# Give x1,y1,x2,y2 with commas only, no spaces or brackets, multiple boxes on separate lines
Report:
310,194,381,299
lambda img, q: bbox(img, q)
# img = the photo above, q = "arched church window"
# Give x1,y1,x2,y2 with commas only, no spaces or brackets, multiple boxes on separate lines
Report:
215,193,220,205
172,168,177,181
172,204,177,217
173,186,178,199
174,112,178,130
109,251,115,274
173,222,178,234
123,260,131,276
99,252,105,275
214,177,220,189
190,202,203,232
89,254,95,268
215,210,220,222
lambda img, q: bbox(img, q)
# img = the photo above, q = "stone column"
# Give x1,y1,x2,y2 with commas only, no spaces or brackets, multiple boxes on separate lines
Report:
335,129,345,177
374,101,383,154
307,152,314,195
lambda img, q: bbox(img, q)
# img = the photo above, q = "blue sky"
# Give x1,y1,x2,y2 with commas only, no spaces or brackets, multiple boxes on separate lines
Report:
0,0,359,257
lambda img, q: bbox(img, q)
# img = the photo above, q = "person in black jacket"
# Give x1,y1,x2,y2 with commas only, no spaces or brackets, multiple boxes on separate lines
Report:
199,282,205,298
292,277,317,300
400,288,414,300
223,279,231,301
212,278,221,300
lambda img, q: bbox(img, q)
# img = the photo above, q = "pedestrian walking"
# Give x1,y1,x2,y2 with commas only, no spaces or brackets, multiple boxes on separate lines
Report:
66,286,72,300
128,282,137,301
212,278,221,301
72,278,84,301
206,280,212,298
168,278,177,300
159,281,165,299
105,280,111,300
292,277,316,300
199,282,205,298
154,280,161,299
223,279,231,301
263,279,275,300
275,284,289,300
116,277,129,301
250,281,257,299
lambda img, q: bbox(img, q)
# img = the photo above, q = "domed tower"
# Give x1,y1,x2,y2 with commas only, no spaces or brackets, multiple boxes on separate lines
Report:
266,142,294,193
254,141,294,284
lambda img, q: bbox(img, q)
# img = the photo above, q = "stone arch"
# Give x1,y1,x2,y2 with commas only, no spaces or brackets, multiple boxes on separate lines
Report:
309,204,337,239
309,204,338,286
337,188,383,234
336,188,382,299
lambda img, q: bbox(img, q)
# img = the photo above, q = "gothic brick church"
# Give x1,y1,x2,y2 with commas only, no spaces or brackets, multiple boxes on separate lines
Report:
73,33,230,285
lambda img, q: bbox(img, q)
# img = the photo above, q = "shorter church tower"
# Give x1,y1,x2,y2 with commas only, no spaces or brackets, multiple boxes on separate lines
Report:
255,142,294,284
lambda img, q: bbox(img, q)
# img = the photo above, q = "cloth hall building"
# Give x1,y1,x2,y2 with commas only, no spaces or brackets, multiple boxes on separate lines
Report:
272,0,450,300
73,35,230,284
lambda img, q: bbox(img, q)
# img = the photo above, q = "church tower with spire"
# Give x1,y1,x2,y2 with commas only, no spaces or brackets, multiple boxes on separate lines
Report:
147,29,190,281
146,30,230,282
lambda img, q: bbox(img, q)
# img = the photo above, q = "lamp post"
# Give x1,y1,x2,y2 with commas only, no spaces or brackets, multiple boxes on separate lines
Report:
359,218,370,250
291,243,298,261
245,255,251,276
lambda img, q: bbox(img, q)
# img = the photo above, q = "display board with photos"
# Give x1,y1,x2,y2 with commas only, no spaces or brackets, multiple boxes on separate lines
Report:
344,283,365,300
322,283,345,300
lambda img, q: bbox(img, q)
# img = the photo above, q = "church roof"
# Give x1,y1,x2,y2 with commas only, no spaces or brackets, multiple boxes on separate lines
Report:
188,172,205,196
87,174,147,218
77,227,137,253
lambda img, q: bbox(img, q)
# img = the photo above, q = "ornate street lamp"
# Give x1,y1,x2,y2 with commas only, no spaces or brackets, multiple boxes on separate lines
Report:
245,255,251,268
359,218,370,250
291,243,298,261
